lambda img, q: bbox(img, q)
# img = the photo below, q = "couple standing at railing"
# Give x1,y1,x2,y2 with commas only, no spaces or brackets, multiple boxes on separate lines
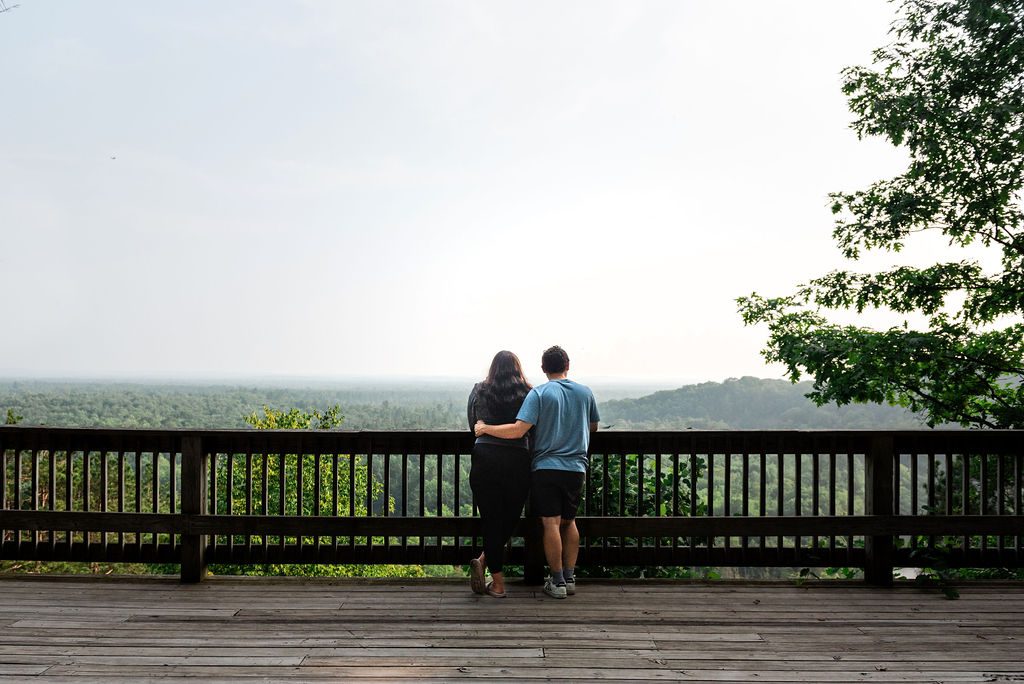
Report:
467,345,600,599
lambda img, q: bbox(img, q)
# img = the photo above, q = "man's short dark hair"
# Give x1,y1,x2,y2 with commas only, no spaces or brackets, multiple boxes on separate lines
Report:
541,346,569,374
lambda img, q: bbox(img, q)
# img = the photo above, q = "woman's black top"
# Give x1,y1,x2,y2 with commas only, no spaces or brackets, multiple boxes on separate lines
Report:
467,383,529,451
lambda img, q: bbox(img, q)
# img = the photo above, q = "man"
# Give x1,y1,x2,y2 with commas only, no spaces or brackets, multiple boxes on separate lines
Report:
475,345,599,599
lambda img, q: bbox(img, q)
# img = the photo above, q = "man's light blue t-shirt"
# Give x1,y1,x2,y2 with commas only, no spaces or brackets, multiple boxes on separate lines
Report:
516,379,600,473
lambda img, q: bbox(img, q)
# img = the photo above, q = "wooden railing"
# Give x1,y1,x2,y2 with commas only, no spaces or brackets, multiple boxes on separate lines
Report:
1,427,1021,585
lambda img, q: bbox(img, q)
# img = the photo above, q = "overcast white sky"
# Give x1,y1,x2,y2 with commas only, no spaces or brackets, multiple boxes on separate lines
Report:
2,1,955,385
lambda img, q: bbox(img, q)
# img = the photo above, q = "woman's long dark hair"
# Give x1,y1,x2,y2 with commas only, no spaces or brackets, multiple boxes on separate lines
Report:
478,350,532,410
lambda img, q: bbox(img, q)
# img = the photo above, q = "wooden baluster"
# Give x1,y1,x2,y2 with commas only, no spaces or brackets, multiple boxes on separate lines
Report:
776,451,784,554
1015,452,1022,562
637,451,644,519
671,451,680,553
981,453,989,553
383,452,391,523
15,447,22,516
828,451,836,558
811,448,820,553
452,451,459,521
944,452,954,550
847,452,855,564
997,453,1006,555
170,448,178,552
617,453,626,551
48,447,56,552
245,449,253,559
0,437,6,551
928,451,936,550
155,444,163,554
261,446,269,559
416,439,425,554
210,452,218,556
635,452,643,552
332,452,339,554
654,448,662,554
961,453,970,555
133,440,143,556
99,450,107,554
759,435,767,553
433,452,441,550
313,452,321,555
794,450,802,563
82,450,90,553
226,452,235,557
401,451,409,553
65,449,73,553
117,450,125,553
30,448,39,550
742,446,750,553
583,450,592,520
910,452,918,550
602,453,609,554
706,447,714,563
279,451,286,553
688,439,697,554
0,437,6,514
1,440,10,548
723,450,731,553
453,451,460,551
365,450,374,553
351,452,358,550
296,451,304,555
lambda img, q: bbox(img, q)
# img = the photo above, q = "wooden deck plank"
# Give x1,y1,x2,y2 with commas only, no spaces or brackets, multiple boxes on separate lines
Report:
30,664,1024,682
13,658,1024,672
0,578,1020,681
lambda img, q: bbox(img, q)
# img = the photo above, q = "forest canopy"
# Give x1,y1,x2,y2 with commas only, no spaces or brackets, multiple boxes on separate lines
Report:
0,377,925,431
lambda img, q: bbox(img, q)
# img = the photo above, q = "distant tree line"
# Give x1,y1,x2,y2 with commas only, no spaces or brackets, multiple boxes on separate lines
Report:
0,377,931,431
0,382,466,430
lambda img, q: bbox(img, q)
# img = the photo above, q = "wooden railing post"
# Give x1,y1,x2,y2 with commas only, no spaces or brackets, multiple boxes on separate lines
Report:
865,434,894,586
180,435,207,583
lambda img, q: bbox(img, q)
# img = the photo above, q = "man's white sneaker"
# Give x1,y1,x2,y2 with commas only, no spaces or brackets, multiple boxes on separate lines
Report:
565,577,576,595
543,577,567,599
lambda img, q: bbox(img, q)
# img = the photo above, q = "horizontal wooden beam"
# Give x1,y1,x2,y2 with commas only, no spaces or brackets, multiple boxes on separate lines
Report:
0,541,180,564
5,538,1020,570
4,510,1022,538
0,510,184,533
188,514,484,536
577,515,1024,537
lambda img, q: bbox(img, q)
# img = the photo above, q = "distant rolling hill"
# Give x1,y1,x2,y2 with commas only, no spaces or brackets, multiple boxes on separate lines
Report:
599,376,929,430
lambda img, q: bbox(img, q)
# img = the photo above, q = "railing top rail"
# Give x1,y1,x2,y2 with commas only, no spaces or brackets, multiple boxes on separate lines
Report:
0,425,1021,453
3,425,1023,435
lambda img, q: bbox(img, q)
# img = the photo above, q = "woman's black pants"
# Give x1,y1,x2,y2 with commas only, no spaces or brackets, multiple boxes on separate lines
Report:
469,442,531,575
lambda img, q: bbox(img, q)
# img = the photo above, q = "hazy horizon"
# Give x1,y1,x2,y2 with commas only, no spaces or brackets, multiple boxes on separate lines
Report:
0,371,719,390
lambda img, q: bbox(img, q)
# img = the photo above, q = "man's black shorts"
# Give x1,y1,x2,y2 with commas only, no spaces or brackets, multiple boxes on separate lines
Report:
530,469,585,519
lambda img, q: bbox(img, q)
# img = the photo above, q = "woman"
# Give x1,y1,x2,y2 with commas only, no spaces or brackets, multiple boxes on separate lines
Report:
467,350,532,597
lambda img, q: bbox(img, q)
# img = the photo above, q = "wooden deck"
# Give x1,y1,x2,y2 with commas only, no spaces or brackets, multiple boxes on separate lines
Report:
0,577,1022,682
